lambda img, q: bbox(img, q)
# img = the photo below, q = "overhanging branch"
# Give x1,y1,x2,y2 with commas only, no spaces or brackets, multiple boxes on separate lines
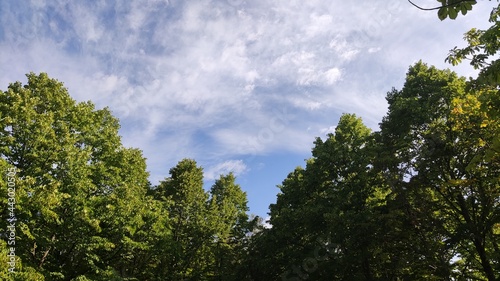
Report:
408,0,473,11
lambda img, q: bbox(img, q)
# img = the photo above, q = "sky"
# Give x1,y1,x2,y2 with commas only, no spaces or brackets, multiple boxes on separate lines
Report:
0,0,497,218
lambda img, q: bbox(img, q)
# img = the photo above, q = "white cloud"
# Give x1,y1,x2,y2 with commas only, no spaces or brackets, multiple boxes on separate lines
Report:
320,125,336,135
329,37,360,61
305,14,333,37
205,160,249,181
324,68,342,85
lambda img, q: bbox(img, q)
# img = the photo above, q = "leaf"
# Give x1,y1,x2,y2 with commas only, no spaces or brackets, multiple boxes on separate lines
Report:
448,7,458,20
438,7,448,21
461,4,468,15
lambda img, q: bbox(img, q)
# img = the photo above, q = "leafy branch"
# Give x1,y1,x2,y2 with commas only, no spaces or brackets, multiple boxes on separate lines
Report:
408,0,477,19
407,0,475,11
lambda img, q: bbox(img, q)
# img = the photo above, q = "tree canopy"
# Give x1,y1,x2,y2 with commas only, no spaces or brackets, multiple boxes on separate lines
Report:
1,2,500,280
0,74,253,280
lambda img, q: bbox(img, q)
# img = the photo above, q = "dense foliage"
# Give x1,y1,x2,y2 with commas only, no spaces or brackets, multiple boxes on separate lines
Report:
244,62,499,281
0,74,253,280
1,2,499,280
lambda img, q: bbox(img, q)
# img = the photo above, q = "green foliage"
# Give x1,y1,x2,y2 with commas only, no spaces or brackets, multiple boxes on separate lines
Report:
245,114,395,280
2,4,500,277
0,73,255,280
445,3,500,87
377,62,499,280
246,62,500,280
148,159,254,280
1,73,154,280
436,0,476,20
152,159,212,280
207,173,252,280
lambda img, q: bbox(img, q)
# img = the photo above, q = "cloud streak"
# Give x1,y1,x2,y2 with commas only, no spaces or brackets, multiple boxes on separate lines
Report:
205,160,248,181
1,0,497,215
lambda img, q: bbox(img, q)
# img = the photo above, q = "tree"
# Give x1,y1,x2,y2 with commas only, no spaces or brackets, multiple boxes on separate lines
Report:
306,114,373,280
248,114,397,280
447,88,500,280
446,4,500,86
207,173,251,280
152,159,213,280
0,158,46,281
0,75,255,280
0,73,151,280
379,62,500,280
247,62,499,280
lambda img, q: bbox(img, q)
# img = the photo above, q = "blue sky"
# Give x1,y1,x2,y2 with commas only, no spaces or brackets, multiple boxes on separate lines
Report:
0,0,496,218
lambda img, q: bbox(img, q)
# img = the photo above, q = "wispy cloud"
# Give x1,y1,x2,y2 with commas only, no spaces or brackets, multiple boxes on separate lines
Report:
1,0,497,216
204,160,248,181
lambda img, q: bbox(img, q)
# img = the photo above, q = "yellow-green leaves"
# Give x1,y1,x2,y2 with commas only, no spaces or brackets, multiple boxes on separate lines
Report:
0,73,152,280
445,3,500,88
451,89,500,169
380,62,500,280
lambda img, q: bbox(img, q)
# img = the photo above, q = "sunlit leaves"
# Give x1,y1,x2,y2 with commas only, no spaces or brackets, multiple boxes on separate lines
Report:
248,61,500,280
381,62,500,280
0,73,151,280
445,3,500,87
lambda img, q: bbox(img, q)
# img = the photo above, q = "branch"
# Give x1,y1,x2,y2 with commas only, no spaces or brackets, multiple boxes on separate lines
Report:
38,234,56,268
407,0,473,11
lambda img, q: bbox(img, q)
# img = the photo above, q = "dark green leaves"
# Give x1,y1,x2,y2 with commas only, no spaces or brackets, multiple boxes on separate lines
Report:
246,62,500,280
436,0,476,20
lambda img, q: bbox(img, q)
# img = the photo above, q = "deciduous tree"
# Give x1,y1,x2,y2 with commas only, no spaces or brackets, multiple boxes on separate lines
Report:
0,73,151,280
